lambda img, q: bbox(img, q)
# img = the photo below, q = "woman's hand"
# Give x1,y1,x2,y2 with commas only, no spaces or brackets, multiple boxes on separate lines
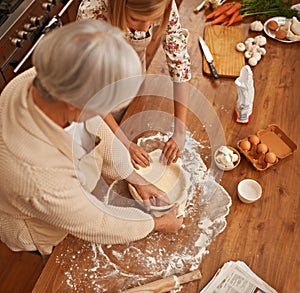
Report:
153,204,183,233
160,132,185,165
160,137,180,165
102,114,150,169
134,181,171,211
129,142,151,169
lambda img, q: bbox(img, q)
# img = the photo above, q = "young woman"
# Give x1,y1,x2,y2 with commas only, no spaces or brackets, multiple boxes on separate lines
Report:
77,0,191,168
0,20,182,256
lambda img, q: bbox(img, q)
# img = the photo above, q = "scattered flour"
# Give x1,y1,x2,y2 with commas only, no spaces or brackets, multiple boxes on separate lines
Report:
56,130,232,292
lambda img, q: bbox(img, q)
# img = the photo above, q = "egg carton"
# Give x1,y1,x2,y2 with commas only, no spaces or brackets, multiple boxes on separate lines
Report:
237,124,297,171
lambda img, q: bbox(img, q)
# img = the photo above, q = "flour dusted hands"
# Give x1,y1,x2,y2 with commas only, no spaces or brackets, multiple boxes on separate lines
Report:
127,170,182,234
131,135,184,168
134,180,171,212
129,142,151,169
153,204,183,233
160,137,180,165
127,169,171,211
160,131,185,165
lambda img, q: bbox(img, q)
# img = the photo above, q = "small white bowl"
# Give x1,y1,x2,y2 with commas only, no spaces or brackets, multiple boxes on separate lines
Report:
214,146,241,171
237,179,262,203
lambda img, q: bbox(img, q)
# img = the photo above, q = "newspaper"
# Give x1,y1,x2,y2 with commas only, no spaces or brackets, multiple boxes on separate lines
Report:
200,261,278,293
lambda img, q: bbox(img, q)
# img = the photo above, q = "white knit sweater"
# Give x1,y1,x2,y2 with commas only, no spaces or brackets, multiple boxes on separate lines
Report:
0,68,154,255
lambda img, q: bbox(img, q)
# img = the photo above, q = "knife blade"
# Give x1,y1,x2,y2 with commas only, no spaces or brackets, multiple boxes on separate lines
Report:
199,36,219,79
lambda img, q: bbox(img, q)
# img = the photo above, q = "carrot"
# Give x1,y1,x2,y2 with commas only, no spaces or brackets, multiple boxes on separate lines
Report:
227,13,243,26
206,3,233,20
206,11,218,20
211,13,230,25
214,3,234,17
225,3,242,16
227,10,240,25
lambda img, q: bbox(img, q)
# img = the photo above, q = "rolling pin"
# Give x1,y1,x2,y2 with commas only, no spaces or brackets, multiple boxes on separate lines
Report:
121,270,202,293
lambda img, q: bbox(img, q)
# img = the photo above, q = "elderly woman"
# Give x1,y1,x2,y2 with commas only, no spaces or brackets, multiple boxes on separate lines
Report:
0,20,183,256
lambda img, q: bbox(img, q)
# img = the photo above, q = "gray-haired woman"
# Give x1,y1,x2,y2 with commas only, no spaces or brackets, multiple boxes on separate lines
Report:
0,19,183,256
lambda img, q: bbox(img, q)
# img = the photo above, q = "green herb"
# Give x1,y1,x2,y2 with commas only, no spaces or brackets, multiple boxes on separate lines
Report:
240,0,300,20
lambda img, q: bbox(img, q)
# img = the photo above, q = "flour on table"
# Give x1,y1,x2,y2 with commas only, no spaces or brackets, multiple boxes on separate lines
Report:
56,130,232,292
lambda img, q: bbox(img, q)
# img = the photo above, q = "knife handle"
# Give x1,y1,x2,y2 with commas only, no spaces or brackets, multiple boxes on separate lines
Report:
208,62,219,79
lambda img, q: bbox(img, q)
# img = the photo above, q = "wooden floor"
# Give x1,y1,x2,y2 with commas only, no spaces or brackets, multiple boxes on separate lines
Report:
0,241,45,292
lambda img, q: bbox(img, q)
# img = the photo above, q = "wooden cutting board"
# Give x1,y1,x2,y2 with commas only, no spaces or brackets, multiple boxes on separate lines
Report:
203,25,245,78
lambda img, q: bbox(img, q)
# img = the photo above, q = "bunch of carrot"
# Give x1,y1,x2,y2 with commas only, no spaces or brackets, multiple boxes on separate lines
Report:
206,2,243,26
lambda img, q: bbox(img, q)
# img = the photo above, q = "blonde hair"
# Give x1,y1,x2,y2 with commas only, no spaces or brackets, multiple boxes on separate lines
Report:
109,0,172,40
32,19,142,110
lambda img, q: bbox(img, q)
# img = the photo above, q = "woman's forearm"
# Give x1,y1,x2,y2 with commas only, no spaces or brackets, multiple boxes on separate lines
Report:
173,81,189,135
103,113,131,149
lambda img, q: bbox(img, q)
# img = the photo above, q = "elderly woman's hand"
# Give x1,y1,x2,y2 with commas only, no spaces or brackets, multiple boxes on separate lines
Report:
153,204,183,233
134,181,171,211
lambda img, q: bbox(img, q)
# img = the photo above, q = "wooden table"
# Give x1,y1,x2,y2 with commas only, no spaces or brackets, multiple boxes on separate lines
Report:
33,1,300,292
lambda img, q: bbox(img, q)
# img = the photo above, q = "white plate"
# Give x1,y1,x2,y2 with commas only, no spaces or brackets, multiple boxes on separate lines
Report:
264,16,294,43
291,3,300,11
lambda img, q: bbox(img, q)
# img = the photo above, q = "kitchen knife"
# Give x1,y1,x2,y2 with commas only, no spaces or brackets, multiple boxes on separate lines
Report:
199,36,219,79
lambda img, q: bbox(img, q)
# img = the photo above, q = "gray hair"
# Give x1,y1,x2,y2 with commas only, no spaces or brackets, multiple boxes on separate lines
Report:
32,19,142,112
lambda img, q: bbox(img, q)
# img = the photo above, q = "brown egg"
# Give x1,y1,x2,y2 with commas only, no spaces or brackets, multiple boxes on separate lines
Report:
248,135,260,145
239,140,251,151
256,143,268,154
265,152,277,164
267,20,279,31
275,29,287,40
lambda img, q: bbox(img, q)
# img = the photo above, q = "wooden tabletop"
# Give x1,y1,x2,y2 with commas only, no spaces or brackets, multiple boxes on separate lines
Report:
33,1,299,292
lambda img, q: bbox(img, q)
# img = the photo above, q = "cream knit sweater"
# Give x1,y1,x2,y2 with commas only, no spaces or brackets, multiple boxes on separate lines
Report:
0,69,154,255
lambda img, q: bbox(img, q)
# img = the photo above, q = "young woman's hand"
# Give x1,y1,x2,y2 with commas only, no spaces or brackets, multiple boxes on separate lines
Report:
160,137,180,165
160,130,186,165
153,204,183,233
129,142,151,169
